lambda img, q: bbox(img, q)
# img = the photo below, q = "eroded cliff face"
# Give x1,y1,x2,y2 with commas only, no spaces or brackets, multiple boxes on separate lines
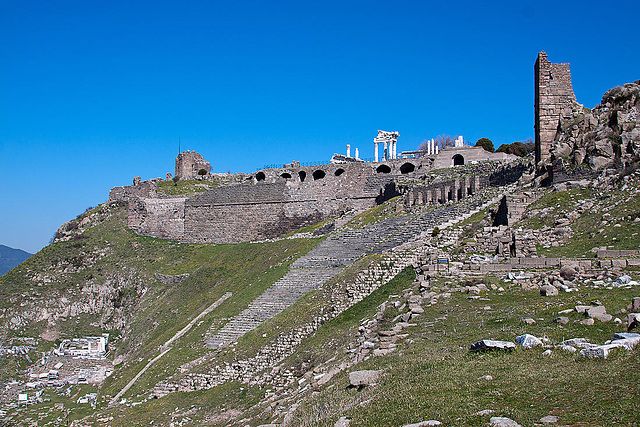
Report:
549,80,640,171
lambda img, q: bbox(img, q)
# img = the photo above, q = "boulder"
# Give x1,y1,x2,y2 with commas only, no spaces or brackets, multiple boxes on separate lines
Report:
580,344,622,359
540,285,558,296
616,274,632,285
627,313,640,330
349,370,379,387
515,334,542,349
552,316,569,324
631,297,640,312
470,340,516,352
522,317,536,325
585,305,607,318
579,318,595,325
402,421,442,427
334,417,351,427
490,417,522,427
560,265,577,281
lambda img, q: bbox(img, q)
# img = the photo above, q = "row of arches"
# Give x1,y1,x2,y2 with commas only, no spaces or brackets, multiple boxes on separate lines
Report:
375,162,416,174
252,160,420,183
254,168,346,182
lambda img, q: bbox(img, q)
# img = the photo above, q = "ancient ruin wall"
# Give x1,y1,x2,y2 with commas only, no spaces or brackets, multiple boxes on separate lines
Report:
535,51,577,165
175,151,211,180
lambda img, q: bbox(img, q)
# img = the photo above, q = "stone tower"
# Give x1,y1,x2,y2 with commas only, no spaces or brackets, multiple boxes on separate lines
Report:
534,51,577,165
175,151,211,180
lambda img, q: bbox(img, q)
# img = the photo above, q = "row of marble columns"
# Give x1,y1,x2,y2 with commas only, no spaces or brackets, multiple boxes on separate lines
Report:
374,139,398,162
405,176,482,207
424,139,439,155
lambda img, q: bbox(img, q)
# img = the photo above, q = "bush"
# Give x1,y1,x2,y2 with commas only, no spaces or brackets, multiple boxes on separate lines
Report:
475,138,494,152
432,226,440,237
172,176,180,186
197,168,208,176
496,139,535,157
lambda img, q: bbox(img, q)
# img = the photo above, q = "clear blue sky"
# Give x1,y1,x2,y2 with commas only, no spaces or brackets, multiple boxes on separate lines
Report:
1,0,638,253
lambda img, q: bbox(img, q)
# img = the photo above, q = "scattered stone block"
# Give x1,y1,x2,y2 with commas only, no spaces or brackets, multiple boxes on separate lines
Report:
402,421,442,427
335,416,351,427
552,316,569,324
470,340,516,352
478,375,493,381
585,306,607,319
540,415,558,423
540,285,558,296
490,416,522,427
515,334,542,349
580,344,621,359
560,265,577,281
522,317,536,325
349,370,380,387
627,313,640,330
474,409,495,416
558,344,577,352
575,305,591,314
579,318,594,326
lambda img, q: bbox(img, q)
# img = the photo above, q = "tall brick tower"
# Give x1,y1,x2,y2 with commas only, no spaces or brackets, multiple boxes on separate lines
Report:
534,51,577,165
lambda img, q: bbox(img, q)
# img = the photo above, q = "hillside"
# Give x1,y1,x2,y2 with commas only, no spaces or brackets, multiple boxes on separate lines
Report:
0,159,639,425
0,245,32,277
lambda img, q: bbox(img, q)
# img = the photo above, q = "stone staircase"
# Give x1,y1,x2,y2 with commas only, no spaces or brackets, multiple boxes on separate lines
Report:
204,215,413,349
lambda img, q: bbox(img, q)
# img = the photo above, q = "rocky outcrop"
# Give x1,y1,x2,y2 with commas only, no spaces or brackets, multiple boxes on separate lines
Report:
549,80,640,172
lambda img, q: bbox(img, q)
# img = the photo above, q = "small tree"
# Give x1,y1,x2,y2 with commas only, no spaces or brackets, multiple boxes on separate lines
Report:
418,134,457,151
432,226,440,237
475,138,494,152
197,168,207,176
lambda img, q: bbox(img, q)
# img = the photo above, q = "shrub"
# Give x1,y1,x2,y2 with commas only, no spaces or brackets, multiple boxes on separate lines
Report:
475,138,494,152
197,168,208,176
432,226,440,237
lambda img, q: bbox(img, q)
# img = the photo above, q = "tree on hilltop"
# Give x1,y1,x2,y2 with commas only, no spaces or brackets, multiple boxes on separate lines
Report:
496,138,535,157
475,138,494,152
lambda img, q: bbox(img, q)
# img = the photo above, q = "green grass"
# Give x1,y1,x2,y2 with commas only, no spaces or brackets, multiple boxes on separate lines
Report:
156,179,219,196
345,197,403,228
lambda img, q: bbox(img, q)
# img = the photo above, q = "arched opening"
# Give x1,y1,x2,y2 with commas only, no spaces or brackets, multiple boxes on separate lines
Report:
298,171,307,182
400,162,415,174
312,169,326,180
376,164,391,174
334,168,345,176
453,154,465,166
280,172,292,179
255,172,266,182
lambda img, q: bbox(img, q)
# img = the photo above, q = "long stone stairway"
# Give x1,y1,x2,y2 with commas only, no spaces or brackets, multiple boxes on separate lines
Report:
204,215,412,349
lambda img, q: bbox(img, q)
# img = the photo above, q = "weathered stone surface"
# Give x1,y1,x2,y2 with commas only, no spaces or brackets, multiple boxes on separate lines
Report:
540,415,558,423
559,265,577,281
490,416,522,427
585,305,607,319
515,334,542,348
334,416,351,427
627,313,640,330
470,340,516,352
553,316,569,324
540,285,558,296
402,421,442,427
579,318,594,326
349,370,380,386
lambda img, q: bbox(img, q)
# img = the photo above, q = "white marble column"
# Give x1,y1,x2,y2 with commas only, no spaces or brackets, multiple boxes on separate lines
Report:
374,142,379,162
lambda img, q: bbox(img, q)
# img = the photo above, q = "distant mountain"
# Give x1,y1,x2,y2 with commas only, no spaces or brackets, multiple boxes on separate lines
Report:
0,244,32,276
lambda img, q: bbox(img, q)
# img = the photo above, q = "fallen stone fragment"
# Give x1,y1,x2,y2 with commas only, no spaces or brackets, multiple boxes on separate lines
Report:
515,334,542,349
402,421,442,427
542,349,552,356
349,370,379,386
490,416,522,427
474,409,495,416
522,317,536,325
334,416,350,427
557,344,577,352
552,316,569,324
579,318,594,326
580,344,615,358
626,313,640,330
540,285,558,296
585,305,607,319
478,375,493,381
613,332,640,340
616,274,632,285
470,340,516,352
540,415,558,423
575,305,591,314
559,338,591,348
560,265,577,281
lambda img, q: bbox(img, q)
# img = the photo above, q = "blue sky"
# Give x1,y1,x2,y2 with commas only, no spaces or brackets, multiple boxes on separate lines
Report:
1,0,639,253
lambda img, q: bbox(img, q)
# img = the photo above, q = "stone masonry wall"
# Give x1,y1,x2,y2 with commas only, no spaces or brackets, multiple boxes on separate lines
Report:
535,51,577,165
175,151,211,180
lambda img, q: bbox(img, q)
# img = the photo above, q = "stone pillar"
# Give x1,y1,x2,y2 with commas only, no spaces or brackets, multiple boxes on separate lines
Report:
393,141,397,159
355,148,359,159
374,142,379,162
435,144,439,155
383,141,388,160
346,144,351,158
